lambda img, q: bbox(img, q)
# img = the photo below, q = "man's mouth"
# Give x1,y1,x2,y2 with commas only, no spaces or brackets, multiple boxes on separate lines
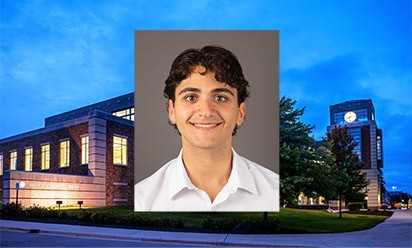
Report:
190,122,222,129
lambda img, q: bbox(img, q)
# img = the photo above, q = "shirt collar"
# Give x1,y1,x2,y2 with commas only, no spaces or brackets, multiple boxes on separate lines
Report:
229,148,258,195
168,150,196,199
168,148,258,199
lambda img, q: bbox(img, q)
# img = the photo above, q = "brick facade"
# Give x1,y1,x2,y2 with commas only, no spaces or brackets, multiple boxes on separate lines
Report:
0,93,134,207
105,120,134,205
0,123,89,175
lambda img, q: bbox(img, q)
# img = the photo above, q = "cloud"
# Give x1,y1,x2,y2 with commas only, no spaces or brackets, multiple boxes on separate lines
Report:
0,0,135,138
281,53,368,104
2,2,134,88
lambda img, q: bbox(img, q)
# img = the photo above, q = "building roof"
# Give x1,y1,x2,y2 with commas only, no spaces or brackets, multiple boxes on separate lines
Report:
45,92,134,126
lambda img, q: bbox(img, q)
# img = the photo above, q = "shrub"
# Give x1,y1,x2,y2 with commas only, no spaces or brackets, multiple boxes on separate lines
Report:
123,213,142,226
168,218,185,229
0,202,24,217
246,218,280,233
90,211,126,225
25,205,58,219
154,217,184,229
298,204,329,210
202,217,237,231
80,211,92,222
58,210,69,219
347,202,364,211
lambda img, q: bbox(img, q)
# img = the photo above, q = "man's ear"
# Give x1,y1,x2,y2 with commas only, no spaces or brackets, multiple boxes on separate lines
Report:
237,102,246,126
168,99,176,124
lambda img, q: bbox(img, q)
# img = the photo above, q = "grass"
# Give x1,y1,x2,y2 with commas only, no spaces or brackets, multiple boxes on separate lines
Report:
62,206,391,233
274,208,390,233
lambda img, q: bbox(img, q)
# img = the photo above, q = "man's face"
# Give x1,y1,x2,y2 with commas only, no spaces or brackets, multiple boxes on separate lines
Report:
168,66,246,150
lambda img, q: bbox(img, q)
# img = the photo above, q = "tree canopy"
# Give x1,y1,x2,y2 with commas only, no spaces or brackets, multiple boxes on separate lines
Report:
279,96,333,206
326,125,369,217
279,96,369,213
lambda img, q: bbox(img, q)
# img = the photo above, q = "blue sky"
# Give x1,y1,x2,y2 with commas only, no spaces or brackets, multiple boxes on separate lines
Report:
1,0,411,194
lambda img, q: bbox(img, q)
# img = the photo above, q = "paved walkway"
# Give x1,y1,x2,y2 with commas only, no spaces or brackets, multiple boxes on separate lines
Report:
1,210,411,247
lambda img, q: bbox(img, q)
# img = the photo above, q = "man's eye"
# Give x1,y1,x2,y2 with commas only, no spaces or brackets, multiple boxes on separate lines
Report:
215,95,227,102
184,95,197,102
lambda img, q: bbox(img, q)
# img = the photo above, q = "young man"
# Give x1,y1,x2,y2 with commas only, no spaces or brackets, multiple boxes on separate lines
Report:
134,45,279,211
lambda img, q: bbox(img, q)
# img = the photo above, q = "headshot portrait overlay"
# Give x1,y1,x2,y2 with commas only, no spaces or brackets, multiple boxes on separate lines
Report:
134,30,279,211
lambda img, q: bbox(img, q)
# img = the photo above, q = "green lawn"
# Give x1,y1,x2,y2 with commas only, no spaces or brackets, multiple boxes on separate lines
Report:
274,208,390,233
63,206,391,233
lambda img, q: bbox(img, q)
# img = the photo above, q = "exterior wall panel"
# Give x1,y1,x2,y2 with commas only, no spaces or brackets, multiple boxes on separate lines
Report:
0,93,134,207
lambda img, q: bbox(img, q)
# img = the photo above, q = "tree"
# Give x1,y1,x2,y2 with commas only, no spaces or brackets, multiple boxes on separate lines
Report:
279,96,333,206
326,125,369,218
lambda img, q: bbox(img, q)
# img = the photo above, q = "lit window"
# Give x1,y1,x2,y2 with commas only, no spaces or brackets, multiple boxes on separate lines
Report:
25,147,33,171
113,135,127,165
41,144,50,170
81,136,89,164
112,107,134,121
356,109,368,122
377,136,382,160
10,151,17,170
0,154,3,175
59,140,70,167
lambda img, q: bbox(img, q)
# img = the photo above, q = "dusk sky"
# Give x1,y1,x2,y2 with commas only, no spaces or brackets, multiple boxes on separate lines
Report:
1,1,411,194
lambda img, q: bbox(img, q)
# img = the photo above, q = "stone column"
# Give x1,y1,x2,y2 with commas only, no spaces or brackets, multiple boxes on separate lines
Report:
88,111,107,205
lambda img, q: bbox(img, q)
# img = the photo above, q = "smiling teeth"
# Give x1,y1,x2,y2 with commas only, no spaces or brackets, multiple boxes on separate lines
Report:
194,124,218,128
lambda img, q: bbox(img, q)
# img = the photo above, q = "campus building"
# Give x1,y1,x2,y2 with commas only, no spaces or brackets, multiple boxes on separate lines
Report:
0,93,134,207
327,99,383,210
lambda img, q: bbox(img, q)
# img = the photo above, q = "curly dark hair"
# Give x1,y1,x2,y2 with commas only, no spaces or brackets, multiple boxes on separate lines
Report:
164,45,250,135
164,45,250,104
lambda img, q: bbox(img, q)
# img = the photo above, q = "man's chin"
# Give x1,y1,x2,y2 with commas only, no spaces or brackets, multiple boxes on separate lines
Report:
185,138,230,150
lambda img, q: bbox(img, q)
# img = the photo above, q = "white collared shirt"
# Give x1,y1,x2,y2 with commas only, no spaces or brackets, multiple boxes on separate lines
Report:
134,148,279,211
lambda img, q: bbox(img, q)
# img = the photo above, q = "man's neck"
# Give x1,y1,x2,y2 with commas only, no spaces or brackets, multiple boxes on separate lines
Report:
181,143,233,202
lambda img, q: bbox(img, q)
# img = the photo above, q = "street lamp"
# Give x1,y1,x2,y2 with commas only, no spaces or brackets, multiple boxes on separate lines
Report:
15,181,26,204
392,186,397,192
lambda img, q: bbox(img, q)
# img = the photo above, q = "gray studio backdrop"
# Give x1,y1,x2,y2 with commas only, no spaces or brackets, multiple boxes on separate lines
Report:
134,30,279,184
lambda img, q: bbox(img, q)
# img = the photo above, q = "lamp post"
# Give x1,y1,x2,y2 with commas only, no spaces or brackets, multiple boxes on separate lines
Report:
56,201,63,210
15,181,26,204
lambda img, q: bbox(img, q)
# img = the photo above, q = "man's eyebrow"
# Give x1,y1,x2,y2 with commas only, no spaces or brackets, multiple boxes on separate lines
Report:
178,87,201,95
211,88,234,96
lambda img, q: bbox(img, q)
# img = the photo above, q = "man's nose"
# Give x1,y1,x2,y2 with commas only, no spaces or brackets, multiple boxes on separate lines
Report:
197,98,215,117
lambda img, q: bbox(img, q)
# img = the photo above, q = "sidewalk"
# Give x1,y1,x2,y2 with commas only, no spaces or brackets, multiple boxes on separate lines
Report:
1,210,411,247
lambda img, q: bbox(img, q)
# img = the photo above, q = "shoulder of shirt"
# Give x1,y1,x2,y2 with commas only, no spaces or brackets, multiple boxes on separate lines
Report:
237,154,279,181
134,157,178,191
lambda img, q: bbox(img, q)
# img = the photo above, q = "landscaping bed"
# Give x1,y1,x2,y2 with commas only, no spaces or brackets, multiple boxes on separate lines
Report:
0,203,392,234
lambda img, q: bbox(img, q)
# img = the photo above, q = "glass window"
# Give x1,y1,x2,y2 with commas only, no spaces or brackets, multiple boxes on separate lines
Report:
59,140,70,167
130,107,134,121
25,148,33,171
0,154,3,175
333,112,345,125
81,136,89,164
41,144,50,170
348,128,362,160
10,151,17,170
356,109,368,122
112,107,134,121
113,135,127,165
377,136,382,160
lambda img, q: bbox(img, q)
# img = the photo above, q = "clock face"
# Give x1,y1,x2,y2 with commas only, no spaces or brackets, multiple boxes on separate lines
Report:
344,111,357,123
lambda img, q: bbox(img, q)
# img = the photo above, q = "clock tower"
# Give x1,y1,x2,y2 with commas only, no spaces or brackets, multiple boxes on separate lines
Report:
327,99,383,210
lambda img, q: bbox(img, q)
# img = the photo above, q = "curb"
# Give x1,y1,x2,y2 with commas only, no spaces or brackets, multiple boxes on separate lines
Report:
0,225,287,247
